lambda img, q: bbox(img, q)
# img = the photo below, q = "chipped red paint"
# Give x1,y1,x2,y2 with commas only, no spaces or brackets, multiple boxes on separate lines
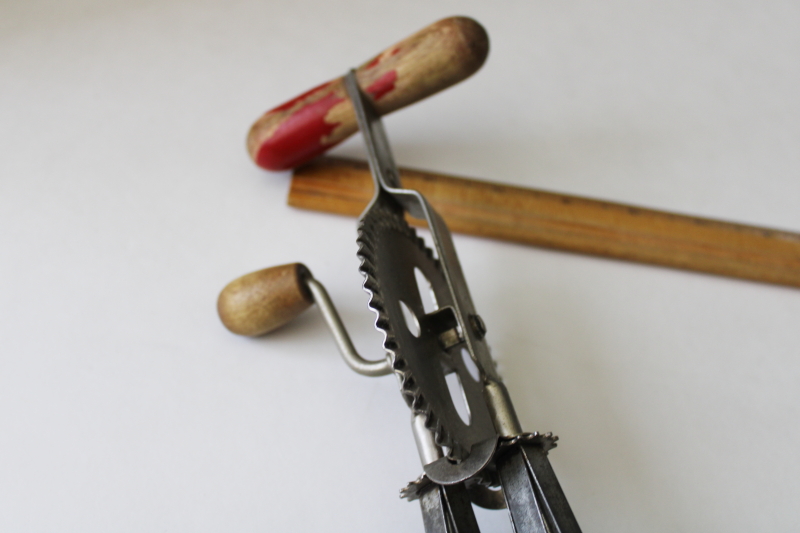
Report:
254,70,396,170
365,70,397,101
269,80,334,114
255,91,345,171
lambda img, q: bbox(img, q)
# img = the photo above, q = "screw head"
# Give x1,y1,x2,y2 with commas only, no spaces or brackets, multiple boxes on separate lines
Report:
469,314,487,340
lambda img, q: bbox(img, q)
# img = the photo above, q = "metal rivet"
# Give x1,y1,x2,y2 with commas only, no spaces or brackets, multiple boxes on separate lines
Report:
469,314,487,339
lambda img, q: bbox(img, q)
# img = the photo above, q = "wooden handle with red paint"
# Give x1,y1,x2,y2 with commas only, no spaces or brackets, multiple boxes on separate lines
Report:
247,17,489,171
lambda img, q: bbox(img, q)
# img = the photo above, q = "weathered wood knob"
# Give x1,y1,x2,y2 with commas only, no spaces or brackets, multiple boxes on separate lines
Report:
247,16,489,171
218,263,314,336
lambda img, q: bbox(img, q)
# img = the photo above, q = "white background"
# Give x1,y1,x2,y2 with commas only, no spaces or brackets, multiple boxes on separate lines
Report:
2,1,799,531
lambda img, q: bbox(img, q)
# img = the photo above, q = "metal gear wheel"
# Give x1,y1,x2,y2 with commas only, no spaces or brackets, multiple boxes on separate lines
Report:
356,195,497,461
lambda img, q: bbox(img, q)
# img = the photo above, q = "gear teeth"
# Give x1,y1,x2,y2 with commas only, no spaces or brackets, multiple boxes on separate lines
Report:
400,474,432,502
498,432,560,453
410,394,424,410
356,203,461,454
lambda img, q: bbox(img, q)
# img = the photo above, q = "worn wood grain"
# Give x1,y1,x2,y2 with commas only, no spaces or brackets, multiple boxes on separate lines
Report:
289,157,800,288
218,263,314,336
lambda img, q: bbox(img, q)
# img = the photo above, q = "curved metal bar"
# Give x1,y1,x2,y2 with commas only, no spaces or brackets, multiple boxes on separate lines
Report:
412,413,443,466
305,277,393,377
343,69,500,384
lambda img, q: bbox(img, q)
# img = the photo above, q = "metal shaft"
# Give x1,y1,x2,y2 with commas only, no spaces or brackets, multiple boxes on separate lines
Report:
305,277,392,377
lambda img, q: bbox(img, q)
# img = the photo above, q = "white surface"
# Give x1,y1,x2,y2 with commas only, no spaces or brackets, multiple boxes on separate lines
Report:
2,1,799,531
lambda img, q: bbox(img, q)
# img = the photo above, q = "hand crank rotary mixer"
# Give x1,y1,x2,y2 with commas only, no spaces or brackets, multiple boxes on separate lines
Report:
218,17,582,533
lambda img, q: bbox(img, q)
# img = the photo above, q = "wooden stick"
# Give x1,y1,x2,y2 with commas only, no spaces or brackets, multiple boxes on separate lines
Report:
289,156,800,288
247,17,488,171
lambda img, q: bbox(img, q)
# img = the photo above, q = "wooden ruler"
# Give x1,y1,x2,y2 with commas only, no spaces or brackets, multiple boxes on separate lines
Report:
289,156,800,289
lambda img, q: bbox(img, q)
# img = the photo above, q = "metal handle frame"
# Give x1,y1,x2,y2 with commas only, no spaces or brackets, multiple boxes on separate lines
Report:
305,277,393,377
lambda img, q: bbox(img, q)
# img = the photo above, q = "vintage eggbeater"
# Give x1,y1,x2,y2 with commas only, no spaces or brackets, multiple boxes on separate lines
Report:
218,17,582,533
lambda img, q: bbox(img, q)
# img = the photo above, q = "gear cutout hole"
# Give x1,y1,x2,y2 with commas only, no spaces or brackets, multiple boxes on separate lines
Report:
400,300,420,337
445,371,471,425
414,267,438,314
461,348,480,382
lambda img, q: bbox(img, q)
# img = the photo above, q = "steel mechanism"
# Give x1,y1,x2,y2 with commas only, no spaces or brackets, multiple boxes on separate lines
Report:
350,70,582,532
218,70,583,533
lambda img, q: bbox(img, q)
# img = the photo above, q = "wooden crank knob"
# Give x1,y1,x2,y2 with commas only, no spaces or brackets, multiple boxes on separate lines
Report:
217,263,314,336
247,16,489,171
